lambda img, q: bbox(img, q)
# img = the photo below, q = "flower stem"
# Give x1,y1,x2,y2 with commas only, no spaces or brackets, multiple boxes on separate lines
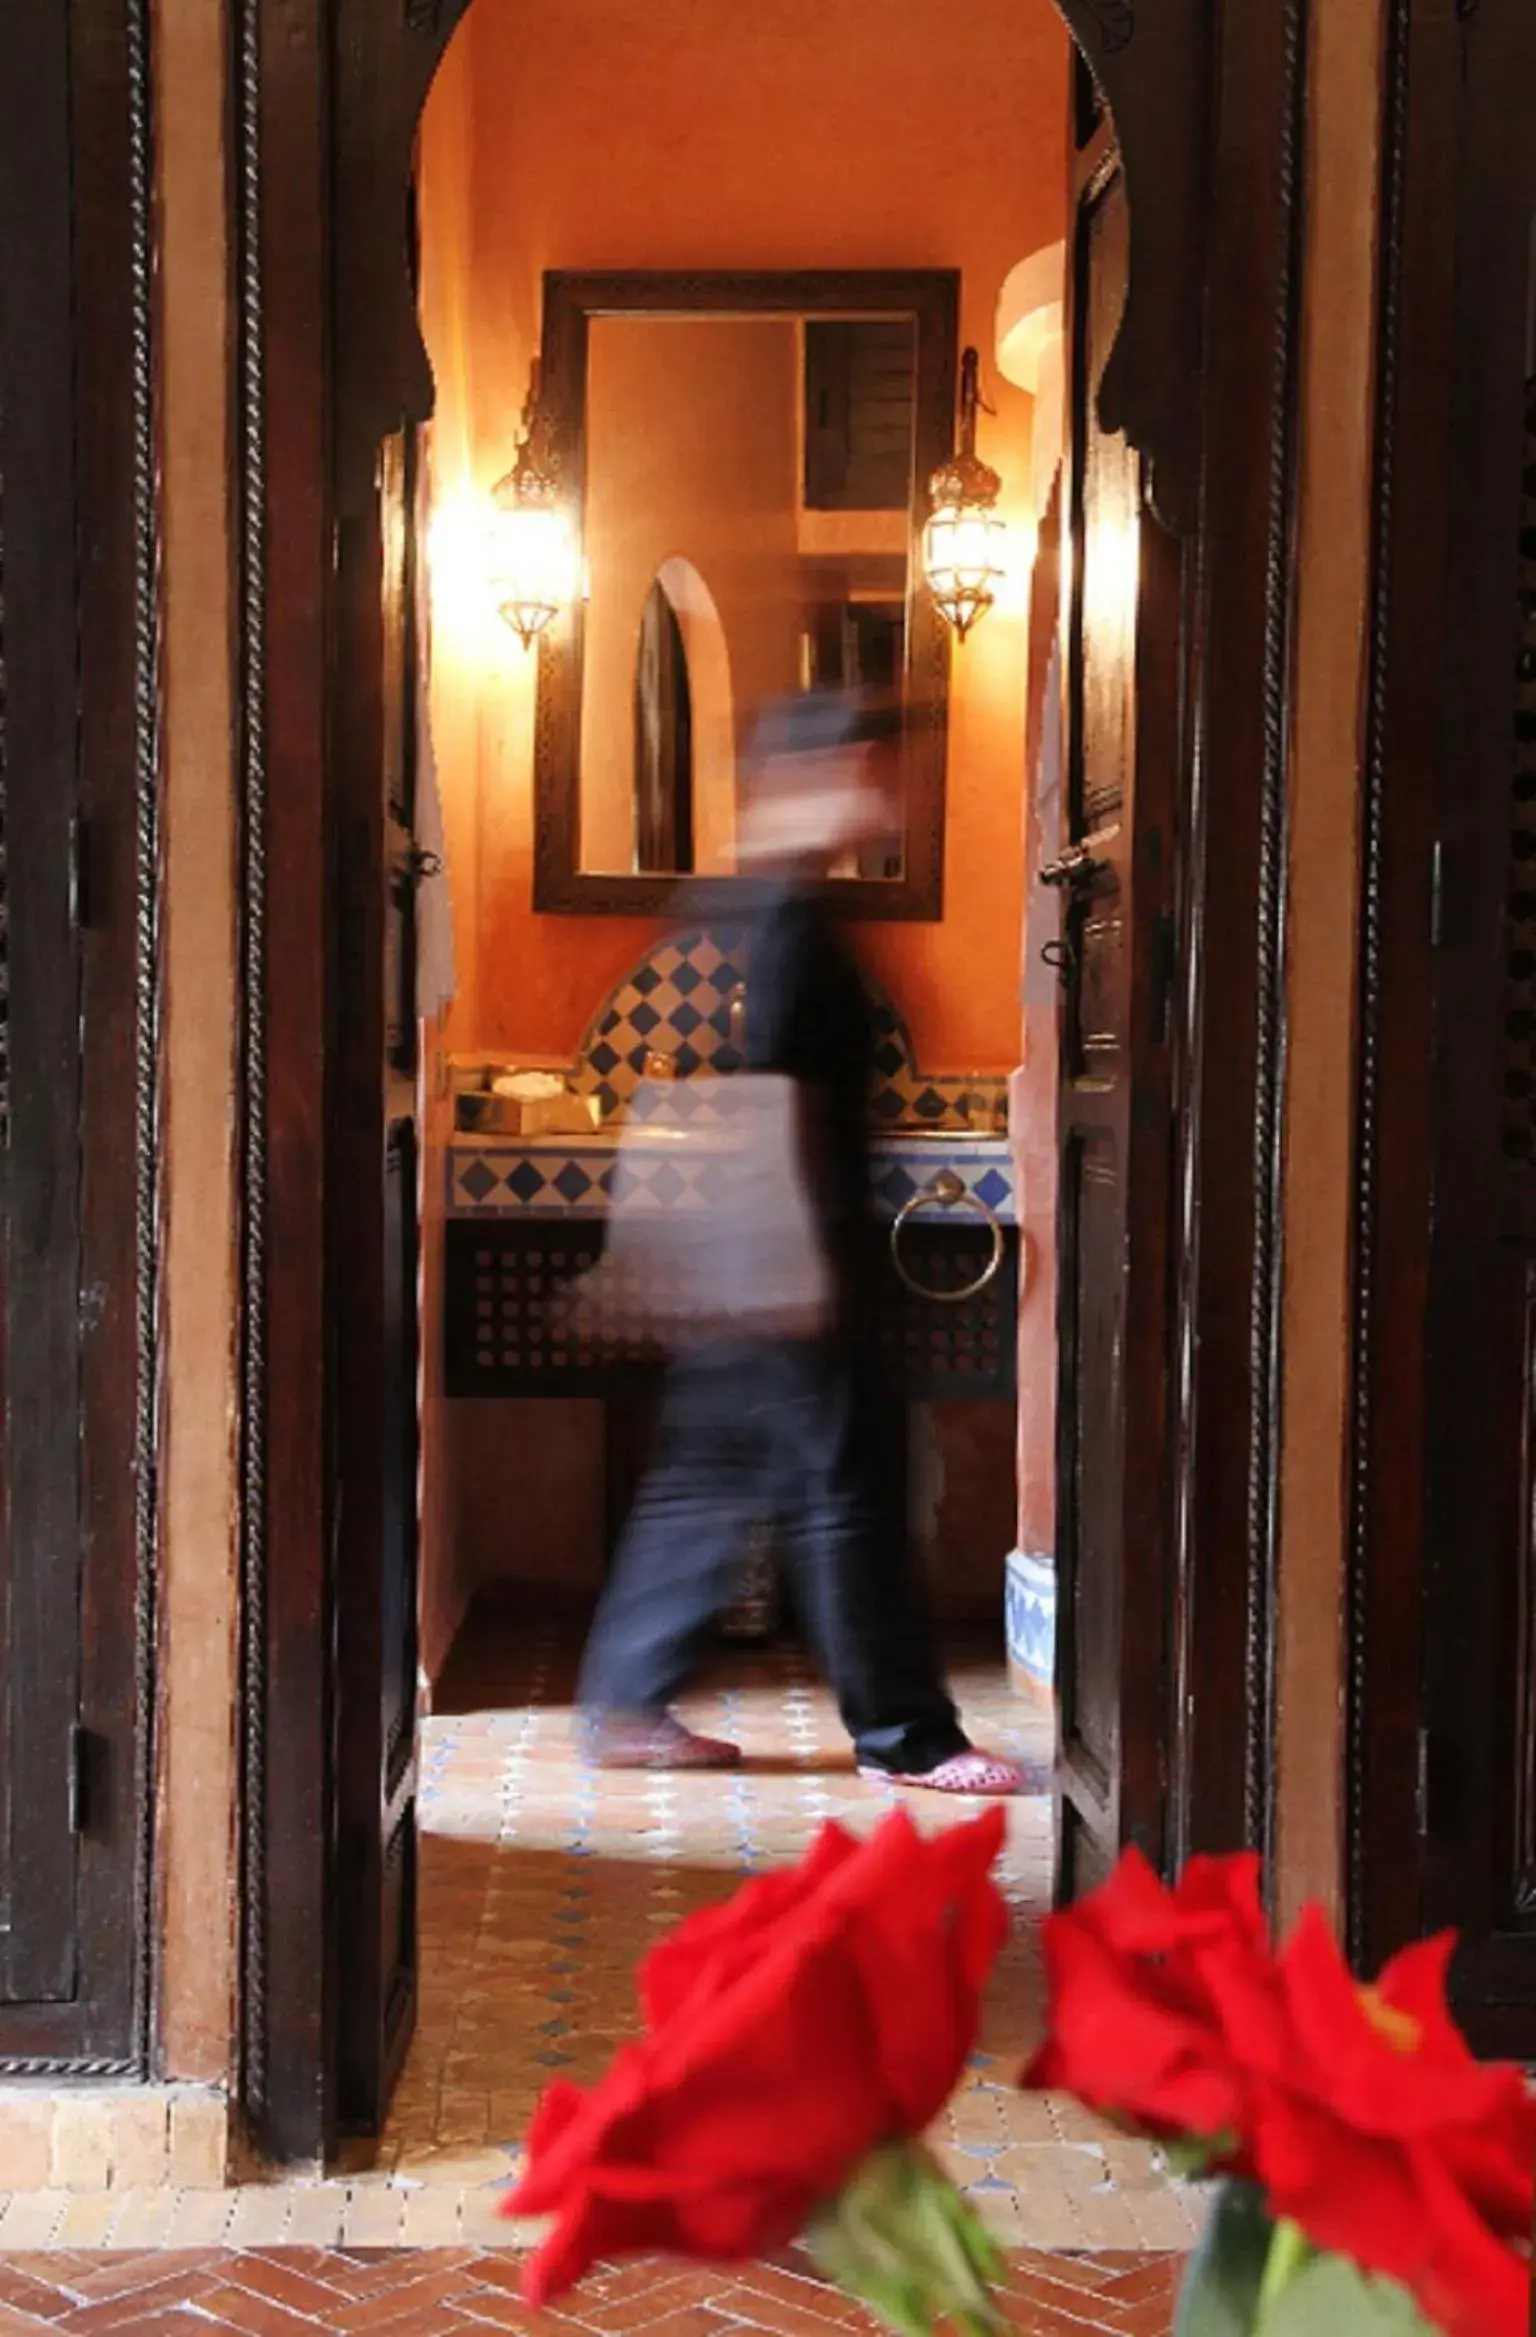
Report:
1254,2218,1311,2332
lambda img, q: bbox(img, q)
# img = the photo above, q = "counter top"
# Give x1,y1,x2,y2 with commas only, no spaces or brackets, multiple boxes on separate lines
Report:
447,1129,1017,1225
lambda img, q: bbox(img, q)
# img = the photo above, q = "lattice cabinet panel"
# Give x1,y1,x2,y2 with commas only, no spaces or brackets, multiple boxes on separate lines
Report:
444,1218,1018,1403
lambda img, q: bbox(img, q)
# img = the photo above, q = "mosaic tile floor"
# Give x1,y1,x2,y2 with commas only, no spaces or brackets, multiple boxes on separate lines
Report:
0,1608,1199,2323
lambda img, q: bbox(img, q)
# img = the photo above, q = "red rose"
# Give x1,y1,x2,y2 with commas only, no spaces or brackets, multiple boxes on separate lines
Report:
506,1807,1007,2303
1247,1917,1534,2337
1023,1850,1536,2337
1023,1849,1271,2156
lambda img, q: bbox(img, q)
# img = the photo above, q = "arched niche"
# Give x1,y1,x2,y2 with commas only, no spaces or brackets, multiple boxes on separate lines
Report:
652,556,736,878
334,0,1203,530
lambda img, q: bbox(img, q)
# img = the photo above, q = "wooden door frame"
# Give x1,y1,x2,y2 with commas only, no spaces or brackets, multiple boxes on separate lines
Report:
1347,0,1536,2024
0,0,163,2080
231,0,1312,2161
1341,0,1451,1985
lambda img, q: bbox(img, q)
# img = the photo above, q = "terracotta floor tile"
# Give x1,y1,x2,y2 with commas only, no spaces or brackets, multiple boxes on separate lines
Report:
451,2289,549,2333
193,2285,330,2337
0,1625,1190,2326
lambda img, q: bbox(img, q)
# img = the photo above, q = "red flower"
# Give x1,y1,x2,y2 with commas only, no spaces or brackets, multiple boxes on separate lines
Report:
506,1807,1008,2304
1023,1851,1536,2337
1023,1847,1271,2157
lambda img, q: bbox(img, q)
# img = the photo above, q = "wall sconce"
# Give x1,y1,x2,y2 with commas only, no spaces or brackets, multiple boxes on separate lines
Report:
488,361,582,649
923,346,1006,641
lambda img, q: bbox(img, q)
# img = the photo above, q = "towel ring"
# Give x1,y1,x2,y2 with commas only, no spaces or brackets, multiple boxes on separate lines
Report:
890,1169,1005,1304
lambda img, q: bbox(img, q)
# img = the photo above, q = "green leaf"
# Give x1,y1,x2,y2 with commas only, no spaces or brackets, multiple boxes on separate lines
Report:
805,2143,1004,2337
1163,2132,1240,2182
1174,2184,1278,2337
1254,2219,1313,2327
1264,2254,1443,2337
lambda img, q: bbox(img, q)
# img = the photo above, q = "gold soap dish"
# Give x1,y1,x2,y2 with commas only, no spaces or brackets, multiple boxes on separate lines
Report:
456,1070,599,1137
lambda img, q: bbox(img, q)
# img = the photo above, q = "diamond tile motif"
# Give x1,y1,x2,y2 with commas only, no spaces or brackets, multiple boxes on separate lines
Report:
563,932,1007,1134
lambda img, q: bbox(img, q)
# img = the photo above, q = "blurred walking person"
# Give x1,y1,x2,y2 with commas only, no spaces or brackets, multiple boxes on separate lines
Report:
576,690,1023,1795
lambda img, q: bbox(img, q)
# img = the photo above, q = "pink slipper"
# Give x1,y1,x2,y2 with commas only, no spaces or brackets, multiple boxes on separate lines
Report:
584,1714,742,1771
859,1749,1025,1797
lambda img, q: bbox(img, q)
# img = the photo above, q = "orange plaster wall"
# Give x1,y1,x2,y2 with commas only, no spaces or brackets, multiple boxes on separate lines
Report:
417,0,1069,1072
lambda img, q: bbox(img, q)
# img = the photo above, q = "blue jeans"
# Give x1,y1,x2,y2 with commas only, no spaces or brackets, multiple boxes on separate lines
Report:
578,1338,967,1774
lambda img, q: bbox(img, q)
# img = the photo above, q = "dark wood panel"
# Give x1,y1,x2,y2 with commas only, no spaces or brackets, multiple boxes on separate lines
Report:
0,0,87,2012
1072,178,1136,834
1418,0,1536,2047
336,1119,421,2132
1057,1133,1124,1815
1166,0,1307,1872
1345,0,1460,1980
0,0,159,2071
1053,146,1180,1897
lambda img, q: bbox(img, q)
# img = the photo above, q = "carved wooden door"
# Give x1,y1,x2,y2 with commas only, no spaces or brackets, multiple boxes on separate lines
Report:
0,0,153,2066
1419,0,1536,2054
1051,88,1178,1900
331,422,426,2132
0,0,85,2019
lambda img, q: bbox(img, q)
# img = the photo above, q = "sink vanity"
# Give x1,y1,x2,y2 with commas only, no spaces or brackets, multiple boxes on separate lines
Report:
444,924,1018,1418
444,1121,1019,1402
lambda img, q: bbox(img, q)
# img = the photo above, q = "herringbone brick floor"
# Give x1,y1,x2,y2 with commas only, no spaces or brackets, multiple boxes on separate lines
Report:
0,2245,1183,2333
0,1616,1196,2321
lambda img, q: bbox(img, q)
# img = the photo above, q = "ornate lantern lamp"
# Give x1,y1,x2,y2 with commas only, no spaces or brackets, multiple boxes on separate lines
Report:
922,346,1006,642
488,361,582,649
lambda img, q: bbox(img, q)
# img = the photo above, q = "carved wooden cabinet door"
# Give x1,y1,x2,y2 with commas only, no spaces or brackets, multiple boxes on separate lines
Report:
1419,0,1536,2056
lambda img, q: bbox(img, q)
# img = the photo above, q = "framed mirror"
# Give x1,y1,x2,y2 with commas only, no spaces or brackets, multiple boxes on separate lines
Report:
531,270,959,919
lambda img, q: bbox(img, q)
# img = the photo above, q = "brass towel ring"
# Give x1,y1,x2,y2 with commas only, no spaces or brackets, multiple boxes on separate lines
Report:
889,1168,1005,1304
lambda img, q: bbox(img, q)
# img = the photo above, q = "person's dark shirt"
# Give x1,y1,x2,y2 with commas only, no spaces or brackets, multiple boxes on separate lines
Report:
740,881,875,1290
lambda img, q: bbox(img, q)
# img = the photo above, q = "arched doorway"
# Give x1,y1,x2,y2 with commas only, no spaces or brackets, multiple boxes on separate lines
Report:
230,0,1305,2161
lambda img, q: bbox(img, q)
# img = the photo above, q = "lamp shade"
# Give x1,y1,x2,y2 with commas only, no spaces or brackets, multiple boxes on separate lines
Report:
487,485,581,649
923,500,1007,641
489,358,582,648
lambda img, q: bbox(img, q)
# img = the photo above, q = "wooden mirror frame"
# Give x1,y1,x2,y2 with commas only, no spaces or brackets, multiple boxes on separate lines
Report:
530,269,960,920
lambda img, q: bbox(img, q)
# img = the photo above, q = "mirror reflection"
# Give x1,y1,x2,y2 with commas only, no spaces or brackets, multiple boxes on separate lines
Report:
529,275,958,913
578,312,916,880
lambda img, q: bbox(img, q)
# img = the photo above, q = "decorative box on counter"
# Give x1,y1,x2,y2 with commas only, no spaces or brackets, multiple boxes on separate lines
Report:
455,1069,601,1139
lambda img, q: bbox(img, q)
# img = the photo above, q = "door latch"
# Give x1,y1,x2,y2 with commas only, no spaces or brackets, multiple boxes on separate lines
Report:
1038,844,1106,892
395,843,443,893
